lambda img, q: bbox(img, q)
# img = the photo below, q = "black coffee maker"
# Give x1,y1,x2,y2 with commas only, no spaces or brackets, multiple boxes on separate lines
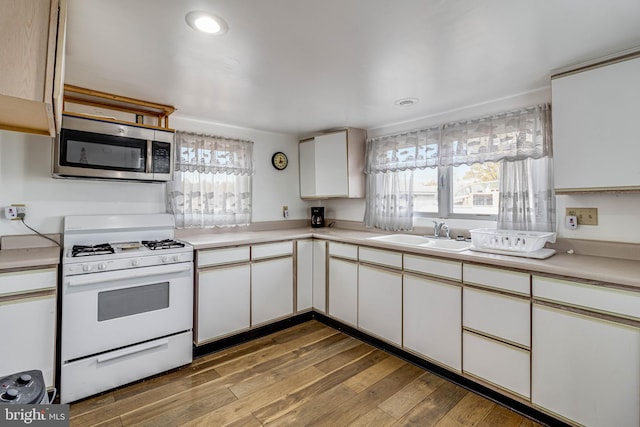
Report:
311,207,325,228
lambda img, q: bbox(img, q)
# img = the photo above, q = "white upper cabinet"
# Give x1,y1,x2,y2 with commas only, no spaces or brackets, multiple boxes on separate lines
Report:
552,54,640,192
299,128,366,199
0,0,67,136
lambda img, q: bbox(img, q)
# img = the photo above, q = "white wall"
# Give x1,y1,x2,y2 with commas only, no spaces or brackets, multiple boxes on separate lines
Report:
0,130,165,236
0,116,306,237
556,193,640,243
324,87,640,243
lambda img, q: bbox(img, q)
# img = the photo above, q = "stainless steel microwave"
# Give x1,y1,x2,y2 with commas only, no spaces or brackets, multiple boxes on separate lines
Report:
53,115,174,182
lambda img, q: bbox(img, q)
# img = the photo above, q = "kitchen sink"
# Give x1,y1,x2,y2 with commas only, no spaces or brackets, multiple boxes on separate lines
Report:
367,234,432,246
367,234,471,252
420,239,471,252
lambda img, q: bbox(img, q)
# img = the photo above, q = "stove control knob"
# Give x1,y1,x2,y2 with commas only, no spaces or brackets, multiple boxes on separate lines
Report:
173,255,180,262
82,264,92,272
17,374,32,385
162,256,170,263
98,263,107,271
1,388,19,401
131,259,140,266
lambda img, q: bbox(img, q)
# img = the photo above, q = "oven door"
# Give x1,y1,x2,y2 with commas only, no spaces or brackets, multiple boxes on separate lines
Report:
61,262,193,362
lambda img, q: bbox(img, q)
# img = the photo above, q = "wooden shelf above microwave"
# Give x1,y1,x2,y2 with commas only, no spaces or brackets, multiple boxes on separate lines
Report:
62,84,176,131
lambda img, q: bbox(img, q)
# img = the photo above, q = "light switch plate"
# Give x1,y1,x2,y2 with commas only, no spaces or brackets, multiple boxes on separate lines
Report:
565,208,598,225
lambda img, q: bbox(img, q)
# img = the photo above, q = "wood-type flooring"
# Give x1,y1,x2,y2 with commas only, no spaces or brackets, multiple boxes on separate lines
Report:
69,321,543,426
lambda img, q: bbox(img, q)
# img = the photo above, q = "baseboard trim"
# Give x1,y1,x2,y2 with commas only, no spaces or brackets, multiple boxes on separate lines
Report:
193,312,314,358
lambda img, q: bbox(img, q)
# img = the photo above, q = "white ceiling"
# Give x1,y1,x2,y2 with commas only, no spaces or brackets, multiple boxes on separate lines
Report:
65,0,640,136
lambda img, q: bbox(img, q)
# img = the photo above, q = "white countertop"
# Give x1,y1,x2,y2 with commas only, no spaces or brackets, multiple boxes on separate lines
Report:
179,227,640,291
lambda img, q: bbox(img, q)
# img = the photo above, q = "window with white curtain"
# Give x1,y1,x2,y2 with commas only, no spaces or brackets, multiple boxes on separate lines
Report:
364,104,555,232
166,131,254,228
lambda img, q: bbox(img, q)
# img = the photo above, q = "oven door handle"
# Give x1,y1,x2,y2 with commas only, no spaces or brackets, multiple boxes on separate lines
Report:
96,338,170,364
65,263,192,287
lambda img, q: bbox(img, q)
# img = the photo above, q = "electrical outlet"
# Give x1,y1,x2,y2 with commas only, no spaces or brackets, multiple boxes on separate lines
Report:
4,206,17,220
4,204,26,220
282,205,289,218
566,208,598,225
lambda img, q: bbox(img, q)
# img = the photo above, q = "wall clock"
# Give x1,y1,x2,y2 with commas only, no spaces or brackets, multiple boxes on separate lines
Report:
271,151,288,170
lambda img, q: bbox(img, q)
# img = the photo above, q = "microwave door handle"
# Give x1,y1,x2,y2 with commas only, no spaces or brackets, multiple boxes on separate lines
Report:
65,263,191,287
146,140,153,173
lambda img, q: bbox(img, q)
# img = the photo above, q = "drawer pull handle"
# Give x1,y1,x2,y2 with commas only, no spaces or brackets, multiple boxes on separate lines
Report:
97,339,169,363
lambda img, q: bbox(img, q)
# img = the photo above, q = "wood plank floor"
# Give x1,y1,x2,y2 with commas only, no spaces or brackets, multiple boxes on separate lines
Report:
69,321,543,427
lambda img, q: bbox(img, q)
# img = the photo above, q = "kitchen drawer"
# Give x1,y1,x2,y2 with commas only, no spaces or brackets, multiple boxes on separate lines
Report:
0,268,57,296
359,247,402,269
463,264,530,295
60,331,192,404
463,331,530,398
328,242,358,260
404,254,461,281
197,246,250,268
463,287,530,347
533,275,640,320
252,241,293,260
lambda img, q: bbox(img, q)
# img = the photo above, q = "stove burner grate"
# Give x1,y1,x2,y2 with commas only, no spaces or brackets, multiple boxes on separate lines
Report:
72,244,115,257
142,239,186,250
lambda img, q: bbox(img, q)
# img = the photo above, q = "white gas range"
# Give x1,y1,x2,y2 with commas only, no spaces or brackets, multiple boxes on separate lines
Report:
59,214,193,404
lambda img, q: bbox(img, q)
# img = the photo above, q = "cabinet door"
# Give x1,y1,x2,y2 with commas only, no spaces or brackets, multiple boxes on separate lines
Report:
463,331,530,399
532,305,640,427
358,264,402,346
328,257,358,327
197,264,250,343
251,257,293,326
552,56,640,191
0,0,64,136
463,287,530,347
312,240,327,313
404,275,461,371
315,131,349,197
296,240,313,312
299,139,317,198
0,294,56,388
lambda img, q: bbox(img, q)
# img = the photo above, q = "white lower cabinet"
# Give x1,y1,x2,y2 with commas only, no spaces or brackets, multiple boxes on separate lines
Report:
196,264,251,343
328,257,358,327
403,274,461,371
296,240,313,312
251,257,294,326
0,268,57,388
1,293,56,388
312,240,327,313
532,304,640,427
358,264,402,346
462,266,531,399
463,287,530,347
463,331,530,398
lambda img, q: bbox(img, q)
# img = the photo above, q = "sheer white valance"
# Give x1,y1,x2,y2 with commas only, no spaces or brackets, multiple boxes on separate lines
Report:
365,104,551,171
365,127,440,173
440,104,552,166
167,131,254,229
175,131,255,175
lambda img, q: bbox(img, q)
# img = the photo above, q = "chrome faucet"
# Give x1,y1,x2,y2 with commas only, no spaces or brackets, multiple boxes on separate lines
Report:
432,221,451,239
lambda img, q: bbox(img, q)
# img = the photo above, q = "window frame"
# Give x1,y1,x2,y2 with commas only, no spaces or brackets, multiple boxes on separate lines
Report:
412,165,499,221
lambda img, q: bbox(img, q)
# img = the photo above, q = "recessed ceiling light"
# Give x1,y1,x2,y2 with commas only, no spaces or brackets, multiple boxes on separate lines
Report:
185,11,228,35
394,98,419,107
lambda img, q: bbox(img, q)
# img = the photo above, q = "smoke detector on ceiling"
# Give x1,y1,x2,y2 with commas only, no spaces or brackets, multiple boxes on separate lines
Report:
394,98,419,107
